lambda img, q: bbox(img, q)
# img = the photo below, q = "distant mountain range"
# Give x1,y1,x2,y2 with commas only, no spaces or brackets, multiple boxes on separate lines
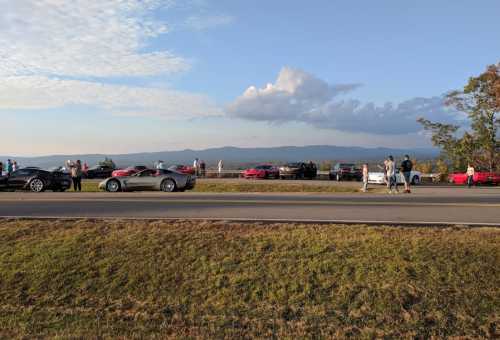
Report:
1,145,439,169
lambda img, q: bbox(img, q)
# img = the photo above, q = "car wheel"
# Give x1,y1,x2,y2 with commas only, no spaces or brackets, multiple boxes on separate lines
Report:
106,179,121,192
280,176,285,180
161,179,177,192
411,175,420,185
29,178,45,192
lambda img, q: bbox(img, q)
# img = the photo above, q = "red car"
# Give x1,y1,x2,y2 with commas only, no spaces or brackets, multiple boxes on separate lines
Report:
448,171,500,185
243,165,279,179
168,164,196,175
112,165,148,177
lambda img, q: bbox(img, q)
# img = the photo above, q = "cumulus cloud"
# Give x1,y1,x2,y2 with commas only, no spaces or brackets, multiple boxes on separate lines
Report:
227,67,463,134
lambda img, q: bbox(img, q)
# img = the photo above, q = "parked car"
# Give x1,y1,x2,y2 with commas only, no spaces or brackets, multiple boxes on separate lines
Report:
279,162,317,180
368,170,421,185
0,167,72,192
448,171,500,185
99,169,196,192
243,165,279,179
112,165,148,177
168,164,196,175
84,164,115,179
329,163,362,181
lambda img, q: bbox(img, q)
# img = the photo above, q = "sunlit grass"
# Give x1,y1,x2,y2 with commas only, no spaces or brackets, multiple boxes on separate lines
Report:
81,179,376,193
0,219,498,338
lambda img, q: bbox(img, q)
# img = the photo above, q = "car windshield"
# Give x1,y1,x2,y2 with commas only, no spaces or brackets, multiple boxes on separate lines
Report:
135,169,156,177
338,163,355,168
256,165,272,170
285,163,301,167
48,166,66,172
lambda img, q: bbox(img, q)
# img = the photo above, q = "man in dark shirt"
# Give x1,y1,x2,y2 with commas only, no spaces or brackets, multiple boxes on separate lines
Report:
400,155,413,193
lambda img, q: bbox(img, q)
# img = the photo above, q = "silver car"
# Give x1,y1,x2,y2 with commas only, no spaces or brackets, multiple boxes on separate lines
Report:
99,169,196,192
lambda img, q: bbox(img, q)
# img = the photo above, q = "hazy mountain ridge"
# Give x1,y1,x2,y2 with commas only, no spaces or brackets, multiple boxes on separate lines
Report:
1,145,439,169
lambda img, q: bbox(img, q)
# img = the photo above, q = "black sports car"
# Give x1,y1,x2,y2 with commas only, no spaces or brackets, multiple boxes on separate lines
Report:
84,164,115,179
279,162,317,179
0,167,72,192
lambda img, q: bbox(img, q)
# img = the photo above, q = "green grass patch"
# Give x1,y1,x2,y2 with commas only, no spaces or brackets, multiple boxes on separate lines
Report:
81,179,371,193
193,181,362,193
0,220,498,338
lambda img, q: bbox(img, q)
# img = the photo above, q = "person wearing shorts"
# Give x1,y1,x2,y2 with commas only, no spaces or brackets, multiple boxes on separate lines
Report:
400,155,413,193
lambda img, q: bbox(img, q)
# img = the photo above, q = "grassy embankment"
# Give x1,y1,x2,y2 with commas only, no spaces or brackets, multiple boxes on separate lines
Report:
0,219,498,338
81,179,372,193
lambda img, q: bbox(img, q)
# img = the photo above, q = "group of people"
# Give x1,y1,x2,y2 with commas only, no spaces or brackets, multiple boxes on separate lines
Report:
192,158,224,177
0,159,19,176
361,154,414,194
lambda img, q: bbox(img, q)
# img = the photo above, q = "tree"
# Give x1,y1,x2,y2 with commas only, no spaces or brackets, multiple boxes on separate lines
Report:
418,63,500,172
414,160,433,174
99,157,116,169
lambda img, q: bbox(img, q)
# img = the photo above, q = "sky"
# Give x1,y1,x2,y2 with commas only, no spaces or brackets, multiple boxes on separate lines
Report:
1,0,499,156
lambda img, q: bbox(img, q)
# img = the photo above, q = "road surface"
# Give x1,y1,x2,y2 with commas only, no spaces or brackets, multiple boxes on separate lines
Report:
0,187,498,225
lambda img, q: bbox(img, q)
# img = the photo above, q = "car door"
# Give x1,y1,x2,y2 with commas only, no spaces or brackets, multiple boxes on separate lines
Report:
7,169,34,189
0,174,8,189
126,170,157,191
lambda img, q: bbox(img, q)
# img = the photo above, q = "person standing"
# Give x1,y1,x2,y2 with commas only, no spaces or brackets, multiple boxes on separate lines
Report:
217,159,224,178
386,156,398,194
156,160,165,170
6,159,13,175
466,164,475,188
0,162,3,176
83,162,89,176
361,163,369,192
200,160,206,177
193,158,199,176
12,161,18,172
71,160,83,192
400,155,413,193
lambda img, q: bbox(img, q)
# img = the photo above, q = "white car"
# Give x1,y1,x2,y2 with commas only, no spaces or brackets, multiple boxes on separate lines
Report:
368,170,421,185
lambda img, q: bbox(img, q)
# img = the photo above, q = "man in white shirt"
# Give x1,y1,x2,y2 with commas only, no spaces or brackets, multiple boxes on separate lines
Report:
217,160,224,178
193,158,199,176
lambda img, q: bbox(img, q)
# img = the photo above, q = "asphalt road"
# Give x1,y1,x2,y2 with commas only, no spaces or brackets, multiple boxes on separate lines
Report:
0,187,498,225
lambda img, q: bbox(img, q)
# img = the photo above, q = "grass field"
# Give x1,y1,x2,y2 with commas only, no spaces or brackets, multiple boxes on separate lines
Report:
82,179,372,193
0,219,498,338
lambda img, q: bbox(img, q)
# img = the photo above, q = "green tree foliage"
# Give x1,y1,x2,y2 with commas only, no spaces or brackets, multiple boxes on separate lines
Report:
99,157,116,169
414,160,433,174
418,63,499,171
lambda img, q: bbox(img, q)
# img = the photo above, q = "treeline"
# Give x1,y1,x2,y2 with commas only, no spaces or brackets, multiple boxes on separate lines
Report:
418,63,499,172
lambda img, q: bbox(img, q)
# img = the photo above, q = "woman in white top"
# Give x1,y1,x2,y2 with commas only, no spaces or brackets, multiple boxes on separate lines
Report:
386,156,398,194
466,164,475,188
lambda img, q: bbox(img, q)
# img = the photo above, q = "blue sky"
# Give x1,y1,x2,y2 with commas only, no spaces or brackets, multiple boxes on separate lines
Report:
1,0,499,156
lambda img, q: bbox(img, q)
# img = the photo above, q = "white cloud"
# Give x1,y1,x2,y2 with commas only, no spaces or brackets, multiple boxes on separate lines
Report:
0,76,221,118
227,67,463,134
185,14,235,31
0,0,186,78
0,0,224,119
